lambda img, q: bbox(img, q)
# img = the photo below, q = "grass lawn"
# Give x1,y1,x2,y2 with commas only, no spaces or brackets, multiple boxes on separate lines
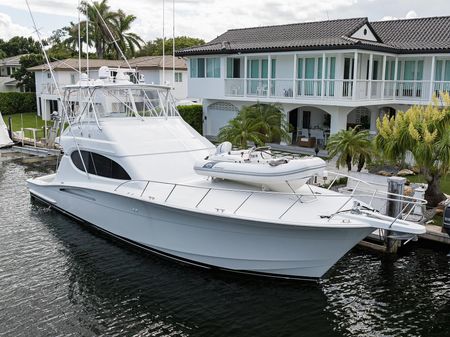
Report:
2,112,53,139
407,174,450,195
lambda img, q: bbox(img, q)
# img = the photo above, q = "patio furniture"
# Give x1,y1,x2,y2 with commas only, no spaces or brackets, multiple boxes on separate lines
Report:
297,137,316,148
256,85,268,96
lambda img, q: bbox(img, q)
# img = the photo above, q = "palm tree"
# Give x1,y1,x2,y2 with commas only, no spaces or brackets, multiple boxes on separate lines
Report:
245,103,291,145
218,113,264,149
79,0,119,59
326,126,372,171
113,10,144,58
218,103,292,149
63,21,90,55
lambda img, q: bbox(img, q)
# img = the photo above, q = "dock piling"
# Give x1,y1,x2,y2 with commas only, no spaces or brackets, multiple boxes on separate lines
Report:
8,116,13,139
385,176,406,253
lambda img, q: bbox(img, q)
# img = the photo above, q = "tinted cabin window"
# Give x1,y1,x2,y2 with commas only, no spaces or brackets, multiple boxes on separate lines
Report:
71,150,131,180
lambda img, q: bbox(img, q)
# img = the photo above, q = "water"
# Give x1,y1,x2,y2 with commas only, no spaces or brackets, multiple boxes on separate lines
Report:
0,158,449,337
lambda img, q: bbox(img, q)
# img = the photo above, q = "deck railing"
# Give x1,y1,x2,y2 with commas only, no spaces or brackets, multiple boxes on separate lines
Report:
114,172,426,224
224,78,442,102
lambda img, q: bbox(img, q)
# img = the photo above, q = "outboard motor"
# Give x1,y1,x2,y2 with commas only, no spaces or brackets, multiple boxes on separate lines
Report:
443,204,450,236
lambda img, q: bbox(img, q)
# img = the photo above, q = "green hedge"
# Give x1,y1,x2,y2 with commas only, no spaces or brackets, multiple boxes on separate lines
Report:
178,104,203,134
0,92,37,115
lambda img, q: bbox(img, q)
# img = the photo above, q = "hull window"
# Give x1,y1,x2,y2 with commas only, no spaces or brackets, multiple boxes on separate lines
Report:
71,150,131,180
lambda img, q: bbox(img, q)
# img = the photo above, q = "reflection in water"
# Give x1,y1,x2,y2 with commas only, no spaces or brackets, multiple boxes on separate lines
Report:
32,204,334,337
0,159,449,337
322,250,450,337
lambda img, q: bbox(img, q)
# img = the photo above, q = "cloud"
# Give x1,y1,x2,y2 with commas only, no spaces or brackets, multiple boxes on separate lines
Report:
0,0,78,18
0,0,363,41
405,10,418,19
0,0,442,43
131,0,359,41
0,12,33,40
381,9,418,21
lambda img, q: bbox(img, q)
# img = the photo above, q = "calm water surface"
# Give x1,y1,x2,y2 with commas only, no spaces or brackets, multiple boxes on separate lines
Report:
0,158,449,337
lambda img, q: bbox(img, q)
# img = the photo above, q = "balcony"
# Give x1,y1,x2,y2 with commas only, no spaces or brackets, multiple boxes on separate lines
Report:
40,83,59,95
224,78,448,103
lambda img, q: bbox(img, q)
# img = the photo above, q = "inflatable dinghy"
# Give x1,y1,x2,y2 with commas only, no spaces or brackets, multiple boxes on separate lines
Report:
194,142,326,192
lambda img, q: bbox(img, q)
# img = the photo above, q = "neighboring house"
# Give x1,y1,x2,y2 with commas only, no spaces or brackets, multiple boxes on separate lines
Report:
0,54,26,92
28,55,188,120
177,16,450,144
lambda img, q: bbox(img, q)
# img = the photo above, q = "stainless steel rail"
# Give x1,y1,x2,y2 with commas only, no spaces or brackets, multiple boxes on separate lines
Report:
113,172,427,223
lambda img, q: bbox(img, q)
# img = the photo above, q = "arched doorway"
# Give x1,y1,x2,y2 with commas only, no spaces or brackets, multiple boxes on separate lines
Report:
287,106,331,147
206,102,239,137
347,107,371,130
379,106,397,119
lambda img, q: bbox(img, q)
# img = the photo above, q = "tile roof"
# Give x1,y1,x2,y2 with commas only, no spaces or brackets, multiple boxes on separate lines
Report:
28,55,187,72
176,16,450,56
178,17,368,55
370,16,450,53
0,54,28,66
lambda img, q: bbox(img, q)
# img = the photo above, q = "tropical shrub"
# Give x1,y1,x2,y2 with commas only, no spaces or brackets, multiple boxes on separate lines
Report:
0,92,37,115
178,104,202,134
375,94,450,206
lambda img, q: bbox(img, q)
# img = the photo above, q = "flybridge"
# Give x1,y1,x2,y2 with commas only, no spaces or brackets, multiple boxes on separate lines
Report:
60,66,180,127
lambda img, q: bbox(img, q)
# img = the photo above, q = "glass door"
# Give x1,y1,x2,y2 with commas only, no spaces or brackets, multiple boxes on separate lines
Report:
247,59,260,94
304,58,315,96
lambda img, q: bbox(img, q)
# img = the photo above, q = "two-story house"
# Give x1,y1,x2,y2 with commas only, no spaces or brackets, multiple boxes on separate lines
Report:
0,54,26,92
28,55,188,120
177,16,450,145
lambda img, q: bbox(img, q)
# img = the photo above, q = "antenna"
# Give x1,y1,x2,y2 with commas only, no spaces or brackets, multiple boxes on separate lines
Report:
25,0,90,178
162,0,166,85
78,0,81,75
172,0,175,86
86,9,89,77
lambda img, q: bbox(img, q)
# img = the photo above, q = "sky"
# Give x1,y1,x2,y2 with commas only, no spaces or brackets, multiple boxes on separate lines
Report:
0,0,449,42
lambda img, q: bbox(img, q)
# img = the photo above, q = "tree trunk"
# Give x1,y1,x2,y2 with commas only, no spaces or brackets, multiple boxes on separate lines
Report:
346,154,352,171
425,174,446,207
357,154,365,172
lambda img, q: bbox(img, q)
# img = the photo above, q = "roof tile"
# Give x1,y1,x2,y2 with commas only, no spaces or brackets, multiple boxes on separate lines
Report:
177,16,450,55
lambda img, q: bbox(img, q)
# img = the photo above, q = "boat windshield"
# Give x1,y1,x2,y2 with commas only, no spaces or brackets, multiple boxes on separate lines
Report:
63,85,179,123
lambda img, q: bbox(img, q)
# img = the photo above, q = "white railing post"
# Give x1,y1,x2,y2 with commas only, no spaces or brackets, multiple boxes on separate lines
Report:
393,57,398,100
368,53,373,99
429,55,436,101
293,54,297,98
268,54,272,97
381,55,386,100
352,51,358,100
244,55,248,97
321,52,326,98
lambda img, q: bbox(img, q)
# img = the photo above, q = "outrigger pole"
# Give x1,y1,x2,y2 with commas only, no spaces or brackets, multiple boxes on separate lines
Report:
25,0,90,178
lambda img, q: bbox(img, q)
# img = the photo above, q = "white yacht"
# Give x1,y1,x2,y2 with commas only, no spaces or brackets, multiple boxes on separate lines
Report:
27,67,426,280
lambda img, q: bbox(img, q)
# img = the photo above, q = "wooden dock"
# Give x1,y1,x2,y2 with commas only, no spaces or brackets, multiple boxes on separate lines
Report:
421,225,450,245
359,225,450,252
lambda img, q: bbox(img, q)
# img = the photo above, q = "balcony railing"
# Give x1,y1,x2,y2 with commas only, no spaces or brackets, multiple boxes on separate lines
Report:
224,78,446,102
433,81,450,96
40,83,59,95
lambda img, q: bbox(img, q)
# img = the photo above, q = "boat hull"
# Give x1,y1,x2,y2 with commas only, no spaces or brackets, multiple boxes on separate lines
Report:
28,182,373,279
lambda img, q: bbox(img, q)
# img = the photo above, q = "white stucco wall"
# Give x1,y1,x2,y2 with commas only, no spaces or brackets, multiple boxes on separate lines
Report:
351,24,378,41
